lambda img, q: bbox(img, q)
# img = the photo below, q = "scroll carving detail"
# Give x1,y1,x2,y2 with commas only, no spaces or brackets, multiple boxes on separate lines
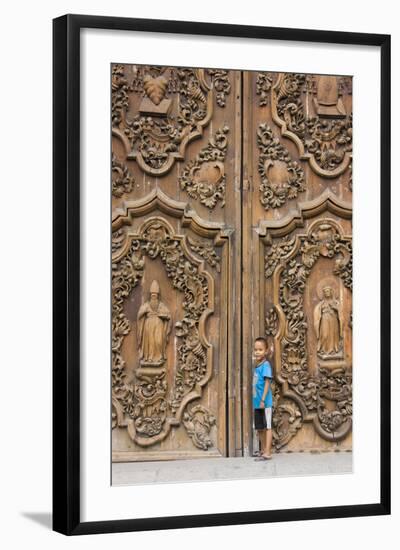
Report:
273,399,303,451
206,69,231,107
256,72,273,106
112,153,135,198
265,306,279,337
188,237,221,272
182,405,216,450
112,64,130,127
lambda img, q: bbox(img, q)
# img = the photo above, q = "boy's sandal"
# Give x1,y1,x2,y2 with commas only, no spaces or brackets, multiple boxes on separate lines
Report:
261,454,272,460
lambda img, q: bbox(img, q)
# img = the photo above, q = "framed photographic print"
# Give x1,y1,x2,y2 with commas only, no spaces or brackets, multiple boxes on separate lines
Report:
53,14,391,535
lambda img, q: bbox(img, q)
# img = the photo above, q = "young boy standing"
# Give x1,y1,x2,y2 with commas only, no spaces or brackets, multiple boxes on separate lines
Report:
252,336,273,460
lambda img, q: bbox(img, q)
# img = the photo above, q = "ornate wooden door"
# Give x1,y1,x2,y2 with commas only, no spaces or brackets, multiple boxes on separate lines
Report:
111,65,242,461
111,66,352,462
242,72,352,453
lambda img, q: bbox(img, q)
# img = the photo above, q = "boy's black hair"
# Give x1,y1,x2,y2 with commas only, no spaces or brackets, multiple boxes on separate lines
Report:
254,336,273,360
254,336,268,348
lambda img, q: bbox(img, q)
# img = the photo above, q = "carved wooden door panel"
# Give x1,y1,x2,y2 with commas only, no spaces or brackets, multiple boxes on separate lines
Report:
111,65,353,462
242,72,352,453
112,65,242,461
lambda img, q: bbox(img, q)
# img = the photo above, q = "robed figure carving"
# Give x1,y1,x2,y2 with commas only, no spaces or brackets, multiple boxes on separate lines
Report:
137,280,171,366
313,286,343,359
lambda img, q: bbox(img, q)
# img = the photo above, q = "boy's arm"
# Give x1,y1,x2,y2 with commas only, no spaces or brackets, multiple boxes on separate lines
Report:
260,377,271,407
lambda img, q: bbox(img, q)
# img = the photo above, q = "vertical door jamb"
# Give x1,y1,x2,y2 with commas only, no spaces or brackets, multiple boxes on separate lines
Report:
240,71,255,457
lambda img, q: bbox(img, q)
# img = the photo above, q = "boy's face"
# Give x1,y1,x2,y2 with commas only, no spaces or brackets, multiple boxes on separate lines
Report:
253,340,267,363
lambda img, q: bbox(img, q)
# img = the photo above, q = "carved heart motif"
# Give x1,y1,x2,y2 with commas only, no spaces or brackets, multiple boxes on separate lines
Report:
193,162,223,187
266,160,291,196
143,74,168,106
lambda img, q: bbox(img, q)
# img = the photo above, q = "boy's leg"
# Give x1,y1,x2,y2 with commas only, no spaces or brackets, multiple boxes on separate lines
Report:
262,430,267,454
253,426,260,456
265,428,272,457
262,408,273,458
257,430,265,454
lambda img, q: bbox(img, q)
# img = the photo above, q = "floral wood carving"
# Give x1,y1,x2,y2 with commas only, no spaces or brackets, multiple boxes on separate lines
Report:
111,64,231,176
270,73,352,178
179,126,229,209
112,64,130,127
112,153,135,198
265,306,279,337
256,72,273,106
187,237,221,272
262,198,352,448
182,405,216,450
265,235,296,278
257,123,305,209
206,69,231,107
272,399,303,451
318,366,352,436
112,228,126,255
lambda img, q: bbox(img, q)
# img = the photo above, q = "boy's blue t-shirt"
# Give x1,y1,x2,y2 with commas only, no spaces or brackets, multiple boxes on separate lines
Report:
253,360,273,409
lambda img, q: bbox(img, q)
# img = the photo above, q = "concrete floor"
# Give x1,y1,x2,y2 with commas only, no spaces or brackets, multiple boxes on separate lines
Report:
112,451,352,486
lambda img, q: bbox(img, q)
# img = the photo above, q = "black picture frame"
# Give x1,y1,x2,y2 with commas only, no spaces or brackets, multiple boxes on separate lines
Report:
53,14,391,535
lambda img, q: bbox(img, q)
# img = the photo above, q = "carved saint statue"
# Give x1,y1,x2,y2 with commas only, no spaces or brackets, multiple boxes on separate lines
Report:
313,286,343,357
137,280,171,366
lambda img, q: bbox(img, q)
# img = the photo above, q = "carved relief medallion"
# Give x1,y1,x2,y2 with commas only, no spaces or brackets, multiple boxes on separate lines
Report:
270,73,352,178
179,126,229,209
257,123,305,209
112,64,231,176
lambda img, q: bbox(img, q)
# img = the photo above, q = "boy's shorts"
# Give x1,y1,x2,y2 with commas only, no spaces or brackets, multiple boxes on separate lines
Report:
254,407,272,430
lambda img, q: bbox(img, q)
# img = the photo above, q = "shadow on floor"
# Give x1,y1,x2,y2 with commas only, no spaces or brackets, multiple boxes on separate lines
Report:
22,512,52,530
